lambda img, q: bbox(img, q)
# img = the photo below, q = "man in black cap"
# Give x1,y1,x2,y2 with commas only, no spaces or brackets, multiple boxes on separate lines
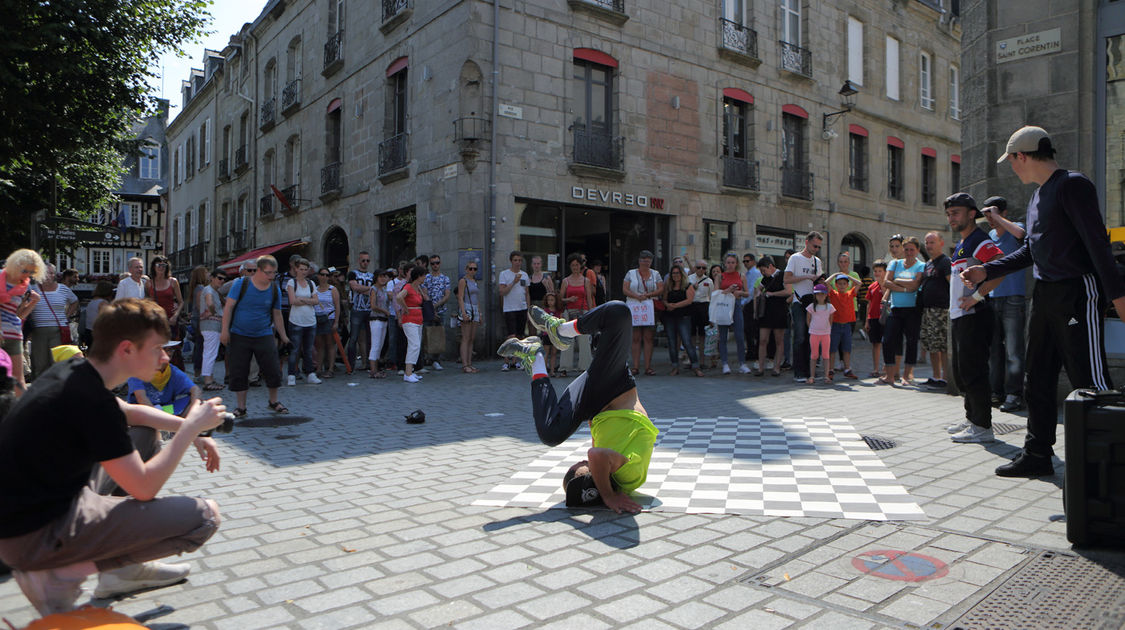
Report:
981,196,1027,412
943,193,1006,444
961,126,1125,477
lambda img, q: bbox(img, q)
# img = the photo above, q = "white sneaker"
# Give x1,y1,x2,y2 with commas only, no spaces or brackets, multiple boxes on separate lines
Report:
404,374,421,383
945,420,970,434
753,361,761,371
306,373,322,384
13,568,86,616
501,363,510,371
738,363,752,374
951,424,996,443
722,363,732,374
432,361,443,371
93,561,190,599
287,375,296,387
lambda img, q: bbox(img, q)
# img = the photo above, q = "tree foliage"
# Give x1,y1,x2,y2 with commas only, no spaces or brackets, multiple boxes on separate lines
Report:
0,0,210,255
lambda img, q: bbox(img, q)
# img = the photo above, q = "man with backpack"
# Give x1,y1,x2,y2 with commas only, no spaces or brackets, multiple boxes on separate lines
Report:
220,255,291,418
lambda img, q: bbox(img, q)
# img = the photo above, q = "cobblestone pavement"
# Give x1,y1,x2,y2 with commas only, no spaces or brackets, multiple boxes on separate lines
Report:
0,339,1106,629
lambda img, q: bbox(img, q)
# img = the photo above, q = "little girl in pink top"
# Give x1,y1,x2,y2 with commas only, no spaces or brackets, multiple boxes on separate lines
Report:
805,284,836,384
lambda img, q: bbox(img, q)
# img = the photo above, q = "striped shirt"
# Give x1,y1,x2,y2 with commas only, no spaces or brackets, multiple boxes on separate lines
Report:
1,283,23,340
28,286,78,329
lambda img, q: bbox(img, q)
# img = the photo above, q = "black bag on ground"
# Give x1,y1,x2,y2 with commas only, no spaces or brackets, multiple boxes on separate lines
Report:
1063,389,1125,547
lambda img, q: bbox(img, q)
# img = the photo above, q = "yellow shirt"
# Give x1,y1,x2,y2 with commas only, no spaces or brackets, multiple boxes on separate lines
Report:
590,409,659,493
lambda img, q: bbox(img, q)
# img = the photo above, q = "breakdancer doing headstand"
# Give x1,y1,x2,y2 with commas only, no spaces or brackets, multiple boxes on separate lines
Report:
498,301,659,514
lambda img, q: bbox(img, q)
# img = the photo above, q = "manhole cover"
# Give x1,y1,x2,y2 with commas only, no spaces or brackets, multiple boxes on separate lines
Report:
862,435,898,450
237,416,314,428
950,551,1125,630
992,422,1025,435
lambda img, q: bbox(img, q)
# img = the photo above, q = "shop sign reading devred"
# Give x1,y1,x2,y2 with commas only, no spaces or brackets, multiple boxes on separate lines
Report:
571,186,664,210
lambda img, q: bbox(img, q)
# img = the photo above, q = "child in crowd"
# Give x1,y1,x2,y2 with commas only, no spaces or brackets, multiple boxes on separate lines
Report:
127,342,200,416
806,284,835,384
865,261,887,378
542,292,564,376
826,273,860,379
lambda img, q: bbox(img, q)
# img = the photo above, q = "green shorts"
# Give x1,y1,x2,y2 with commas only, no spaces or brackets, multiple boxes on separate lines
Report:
590,409,659,493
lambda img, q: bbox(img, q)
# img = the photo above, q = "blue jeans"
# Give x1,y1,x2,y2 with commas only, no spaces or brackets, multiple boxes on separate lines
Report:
347,309,370,367
790,299,811,378
664,313,698,368
288,323,316,376
718,303,746,365
989,295,1026,398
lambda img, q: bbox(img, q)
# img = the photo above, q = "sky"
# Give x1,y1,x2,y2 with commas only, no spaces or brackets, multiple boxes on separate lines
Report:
146,2,264,123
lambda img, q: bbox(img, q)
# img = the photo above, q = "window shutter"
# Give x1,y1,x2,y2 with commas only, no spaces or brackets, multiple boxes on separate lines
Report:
847,18,863,86
885,37,900,100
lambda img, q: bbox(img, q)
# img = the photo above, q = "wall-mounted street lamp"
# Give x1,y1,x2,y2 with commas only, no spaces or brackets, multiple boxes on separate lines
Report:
822,80,860,136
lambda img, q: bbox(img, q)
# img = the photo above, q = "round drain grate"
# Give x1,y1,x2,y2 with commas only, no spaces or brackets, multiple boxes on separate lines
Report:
862,435,898,450
237,416,314,428
992,422,1025,435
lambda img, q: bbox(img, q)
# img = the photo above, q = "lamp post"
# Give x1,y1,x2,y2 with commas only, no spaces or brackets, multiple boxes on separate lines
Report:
822,80,860,134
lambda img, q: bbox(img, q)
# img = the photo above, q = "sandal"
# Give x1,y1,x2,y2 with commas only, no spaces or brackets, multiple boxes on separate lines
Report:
463,365,475,374
267,401,289,414
374,371,386,379
869,371,882,378
323,371,335,379
232,407,247,419
693,368,705,377
771,370,781,377
558,369,567,377
669,368,680,376
203,382,224,391
644,368,656,376
631,368,640,376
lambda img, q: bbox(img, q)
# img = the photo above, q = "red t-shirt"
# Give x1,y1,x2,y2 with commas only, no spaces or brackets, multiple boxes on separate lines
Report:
719,271,745,292
829,287,858,323
401,283,424,325
866,282,884,320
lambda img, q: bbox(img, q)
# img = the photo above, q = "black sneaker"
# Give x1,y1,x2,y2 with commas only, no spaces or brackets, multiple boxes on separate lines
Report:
995,452,1054,478
990,394,1004,408
999,396,1025,412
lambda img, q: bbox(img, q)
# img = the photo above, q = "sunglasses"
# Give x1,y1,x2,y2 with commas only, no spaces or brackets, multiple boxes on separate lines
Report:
466,266,477,270
430,261,440,265
318,272,330,276
244,268,257,273
155,262,168,267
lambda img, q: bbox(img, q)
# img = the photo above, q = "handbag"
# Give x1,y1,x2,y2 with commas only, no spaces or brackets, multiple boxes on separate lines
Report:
709,292,735,326
421,299,436,323
42,288,73,345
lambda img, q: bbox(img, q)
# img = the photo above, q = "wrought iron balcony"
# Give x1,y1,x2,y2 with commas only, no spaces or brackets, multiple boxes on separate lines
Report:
233,230,248,252
234,146,249,173
218,158,230,181
260,98,276,130
567,0,627,25
323,31,344,76
572,128,623,170
779,41,813,78
281,79,301,114
722,156,760,191
781,167,813,200
321,162,341,196
260,193,274,218
281,185,300,211
378,134,408,175
382,0,409,22
720,19,758,61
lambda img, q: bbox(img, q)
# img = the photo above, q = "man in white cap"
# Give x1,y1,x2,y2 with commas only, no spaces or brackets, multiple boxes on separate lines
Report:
961,126,1125,478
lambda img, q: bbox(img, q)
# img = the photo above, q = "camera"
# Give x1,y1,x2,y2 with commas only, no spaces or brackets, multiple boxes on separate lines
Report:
200,412,236,437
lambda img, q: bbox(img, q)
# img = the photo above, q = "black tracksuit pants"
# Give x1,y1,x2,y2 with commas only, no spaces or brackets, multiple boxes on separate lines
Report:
532,301,637,446
951,307,993,429
1023,275,1113,457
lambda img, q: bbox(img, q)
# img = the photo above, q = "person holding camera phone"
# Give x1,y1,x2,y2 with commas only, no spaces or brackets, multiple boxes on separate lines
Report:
0,298,226,616
498,251,531,371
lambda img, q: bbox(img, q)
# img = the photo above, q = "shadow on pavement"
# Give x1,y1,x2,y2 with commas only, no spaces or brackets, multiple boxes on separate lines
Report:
482,510,639,549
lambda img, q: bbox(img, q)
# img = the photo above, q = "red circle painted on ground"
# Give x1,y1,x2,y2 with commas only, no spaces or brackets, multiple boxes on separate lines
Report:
851,549,950,582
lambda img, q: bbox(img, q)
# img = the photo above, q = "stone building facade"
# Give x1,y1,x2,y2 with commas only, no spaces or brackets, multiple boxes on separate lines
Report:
961,0,1125,226
167,0,962,310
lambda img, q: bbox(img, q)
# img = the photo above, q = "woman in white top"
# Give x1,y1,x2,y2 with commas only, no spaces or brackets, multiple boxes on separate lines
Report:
622,250,664,376
199,269,226,390
314,266,342,378
285,258,322,385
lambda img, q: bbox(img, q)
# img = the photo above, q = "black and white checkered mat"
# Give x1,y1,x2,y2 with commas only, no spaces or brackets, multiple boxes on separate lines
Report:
474,417,925,520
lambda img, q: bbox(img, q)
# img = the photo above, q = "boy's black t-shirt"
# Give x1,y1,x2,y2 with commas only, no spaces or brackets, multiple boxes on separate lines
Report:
0,358,133,537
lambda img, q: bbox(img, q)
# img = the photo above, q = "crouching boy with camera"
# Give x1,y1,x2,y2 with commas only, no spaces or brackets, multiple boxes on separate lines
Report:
0,298,226,616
